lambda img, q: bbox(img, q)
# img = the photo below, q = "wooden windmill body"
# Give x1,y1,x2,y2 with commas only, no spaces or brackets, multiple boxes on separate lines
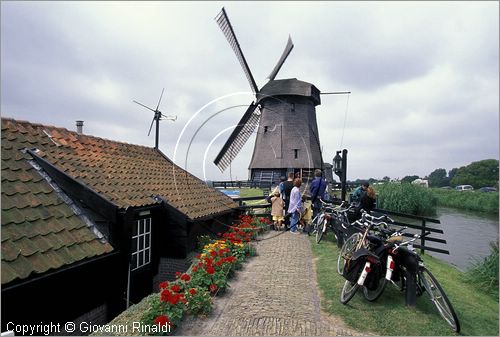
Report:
214,8,326,184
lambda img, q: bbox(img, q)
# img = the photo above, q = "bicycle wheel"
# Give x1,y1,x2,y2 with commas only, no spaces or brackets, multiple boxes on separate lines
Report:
315,217,327,244
362,264,387,302
419,267,460,333
311,214,320,234
337,233,363,275
340,280,359,304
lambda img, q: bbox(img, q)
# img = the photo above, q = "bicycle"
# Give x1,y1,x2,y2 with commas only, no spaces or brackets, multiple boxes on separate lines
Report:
314,201,351,244
337,212,394,277
309,199,334,240
386,233,461,332
340,215,461,333
339,212,391,304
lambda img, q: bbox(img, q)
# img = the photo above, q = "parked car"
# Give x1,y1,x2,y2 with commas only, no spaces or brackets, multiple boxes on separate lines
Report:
479,187,497,193
455,185,474,191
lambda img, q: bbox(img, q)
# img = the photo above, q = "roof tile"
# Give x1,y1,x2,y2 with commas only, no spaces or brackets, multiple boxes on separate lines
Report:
1,261,18,284
2,118,114,285
1,240,20,262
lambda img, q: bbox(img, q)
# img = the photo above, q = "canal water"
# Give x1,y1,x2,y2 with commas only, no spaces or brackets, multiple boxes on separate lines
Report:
426,207,499,271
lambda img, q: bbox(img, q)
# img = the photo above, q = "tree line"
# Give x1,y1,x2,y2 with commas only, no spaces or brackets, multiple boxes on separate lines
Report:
348,159,499,189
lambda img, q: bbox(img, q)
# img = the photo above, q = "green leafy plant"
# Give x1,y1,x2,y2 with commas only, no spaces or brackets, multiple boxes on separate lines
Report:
376,183,437,215
184,287,212,316
463,240,499,298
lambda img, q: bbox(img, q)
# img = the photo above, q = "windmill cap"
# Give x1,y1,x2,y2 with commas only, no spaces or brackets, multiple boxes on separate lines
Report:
257,78,321,106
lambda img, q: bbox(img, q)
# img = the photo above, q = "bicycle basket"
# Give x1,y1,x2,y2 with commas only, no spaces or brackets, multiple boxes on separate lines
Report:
342,257,365,283
364,264,383,290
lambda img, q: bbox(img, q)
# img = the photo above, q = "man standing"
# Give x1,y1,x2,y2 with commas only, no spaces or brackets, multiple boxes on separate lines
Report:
310,169,328,219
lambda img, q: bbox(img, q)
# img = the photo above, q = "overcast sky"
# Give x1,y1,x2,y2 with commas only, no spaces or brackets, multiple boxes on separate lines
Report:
1,1,498,182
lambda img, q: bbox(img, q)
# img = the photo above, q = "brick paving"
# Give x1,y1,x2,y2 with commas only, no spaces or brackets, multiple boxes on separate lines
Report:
176,231,367,336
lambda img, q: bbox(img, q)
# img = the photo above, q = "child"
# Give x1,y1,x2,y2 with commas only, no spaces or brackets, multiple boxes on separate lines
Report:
271,189,285,231
300,196,313,234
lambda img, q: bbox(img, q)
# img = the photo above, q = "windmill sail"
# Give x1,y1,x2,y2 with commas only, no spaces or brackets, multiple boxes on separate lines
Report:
268,36,294,81
215,8,259,94
214,103,261,172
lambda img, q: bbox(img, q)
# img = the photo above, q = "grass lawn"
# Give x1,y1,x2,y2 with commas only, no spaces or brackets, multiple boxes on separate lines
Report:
239,187,266,198
310,234,499,336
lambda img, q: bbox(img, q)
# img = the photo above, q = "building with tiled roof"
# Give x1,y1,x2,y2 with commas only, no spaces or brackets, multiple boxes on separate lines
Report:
1,117,238,332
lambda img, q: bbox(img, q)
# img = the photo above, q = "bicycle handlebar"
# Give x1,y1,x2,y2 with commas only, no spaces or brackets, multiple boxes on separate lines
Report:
392,231,432,251
361,211,394,223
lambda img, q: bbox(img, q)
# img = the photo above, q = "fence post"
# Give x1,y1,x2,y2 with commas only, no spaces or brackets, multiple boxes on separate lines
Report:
420,219,426,255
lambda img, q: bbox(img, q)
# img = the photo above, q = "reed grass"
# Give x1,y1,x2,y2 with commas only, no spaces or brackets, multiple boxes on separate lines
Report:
374,183,437,216
431,188,499,214
463,240,499,298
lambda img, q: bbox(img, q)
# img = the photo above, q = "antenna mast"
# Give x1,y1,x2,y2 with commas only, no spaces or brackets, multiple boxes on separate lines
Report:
133,88,177,149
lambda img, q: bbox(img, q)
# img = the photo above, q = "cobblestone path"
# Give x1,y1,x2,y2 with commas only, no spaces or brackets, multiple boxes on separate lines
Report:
176,231,367,336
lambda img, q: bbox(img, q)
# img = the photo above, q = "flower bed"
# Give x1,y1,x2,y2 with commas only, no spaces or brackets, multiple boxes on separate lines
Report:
141,214,270,334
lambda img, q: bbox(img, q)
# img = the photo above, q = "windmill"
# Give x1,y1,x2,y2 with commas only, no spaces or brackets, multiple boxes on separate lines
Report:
133,88,177,149
213,7,330,184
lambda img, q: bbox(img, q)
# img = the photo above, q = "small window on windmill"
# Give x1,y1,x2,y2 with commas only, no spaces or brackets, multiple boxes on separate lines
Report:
264,126,268,133
294,149,299,159
291,103,295,112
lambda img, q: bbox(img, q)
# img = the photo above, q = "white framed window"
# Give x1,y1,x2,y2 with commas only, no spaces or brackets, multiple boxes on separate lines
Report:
131,218,151,270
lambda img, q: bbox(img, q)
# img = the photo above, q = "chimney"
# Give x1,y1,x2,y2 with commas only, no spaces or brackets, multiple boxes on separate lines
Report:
76,120,84,134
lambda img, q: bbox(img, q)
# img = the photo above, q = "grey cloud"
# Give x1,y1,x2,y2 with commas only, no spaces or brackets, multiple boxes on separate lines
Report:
1,1,498,182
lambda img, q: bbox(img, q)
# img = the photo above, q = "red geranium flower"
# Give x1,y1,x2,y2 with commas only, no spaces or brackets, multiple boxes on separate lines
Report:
206,266,215,275
169,293,181,305
159,281,169,289
175,271,182,278
189,288,197,295
210,251,217,257
154,315,171,327
180,273,191,282
160,289,172,303
170,284,181,293
192,266,198,272
209,284,217,293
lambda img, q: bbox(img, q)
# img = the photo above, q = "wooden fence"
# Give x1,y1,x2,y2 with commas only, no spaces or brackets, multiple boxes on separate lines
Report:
233,196,448,255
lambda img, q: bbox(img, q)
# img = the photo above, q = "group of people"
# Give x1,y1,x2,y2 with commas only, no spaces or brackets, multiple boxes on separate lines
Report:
269,169,329,234
351,181,377,214
268,170,377,234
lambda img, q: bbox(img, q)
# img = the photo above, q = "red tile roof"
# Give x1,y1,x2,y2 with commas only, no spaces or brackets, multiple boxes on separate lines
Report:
2,119,114,284
2,117,238,284
2,118,237,219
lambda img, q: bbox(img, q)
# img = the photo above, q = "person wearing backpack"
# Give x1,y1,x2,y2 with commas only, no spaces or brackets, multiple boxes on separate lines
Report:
310,169,328,219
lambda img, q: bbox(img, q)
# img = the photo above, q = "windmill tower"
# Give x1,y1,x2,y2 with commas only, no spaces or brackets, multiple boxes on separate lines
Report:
213,8,324,184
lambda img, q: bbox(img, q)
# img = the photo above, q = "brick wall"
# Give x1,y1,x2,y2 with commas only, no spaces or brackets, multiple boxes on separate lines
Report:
152,257,191,291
